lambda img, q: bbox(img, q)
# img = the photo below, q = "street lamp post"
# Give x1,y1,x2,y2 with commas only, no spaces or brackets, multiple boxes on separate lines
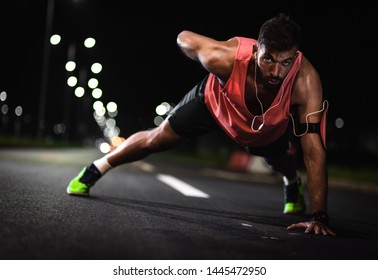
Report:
62,42,77,142
37,0,55,140
36,1,116,147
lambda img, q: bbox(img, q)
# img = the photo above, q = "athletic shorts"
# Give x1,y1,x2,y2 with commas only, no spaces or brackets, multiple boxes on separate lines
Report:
168,76,219,138
168,75,291,158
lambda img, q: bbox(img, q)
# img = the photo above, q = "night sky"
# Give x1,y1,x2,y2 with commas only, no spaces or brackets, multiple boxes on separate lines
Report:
1,2,377,163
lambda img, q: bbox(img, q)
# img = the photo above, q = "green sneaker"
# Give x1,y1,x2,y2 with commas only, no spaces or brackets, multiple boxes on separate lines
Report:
67,165,102,196
283,176,306,215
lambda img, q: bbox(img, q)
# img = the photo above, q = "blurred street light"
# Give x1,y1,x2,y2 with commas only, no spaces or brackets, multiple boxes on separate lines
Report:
65,61,76,71
0,91,7,101
36,1,119,148
74,87,85,98
50,34,61,45
88,78,99,89
91,63,102,74
84,37,96,48
92,88,102,99
67,76,78,87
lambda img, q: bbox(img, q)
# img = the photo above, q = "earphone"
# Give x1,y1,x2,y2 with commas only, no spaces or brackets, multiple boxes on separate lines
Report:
250,55,329,135
290,100,329,137
250,59,284,132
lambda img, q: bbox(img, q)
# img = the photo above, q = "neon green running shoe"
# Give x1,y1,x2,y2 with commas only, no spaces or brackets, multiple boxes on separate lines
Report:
283,176,306,215
67,165,102,196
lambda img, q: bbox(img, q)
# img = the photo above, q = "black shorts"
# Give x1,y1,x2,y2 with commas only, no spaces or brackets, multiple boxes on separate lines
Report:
168,75,219,138
168,75,291,158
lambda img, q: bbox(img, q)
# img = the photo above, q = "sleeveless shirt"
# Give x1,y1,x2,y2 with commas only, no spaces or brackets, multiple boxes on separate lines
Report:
204,37,302,147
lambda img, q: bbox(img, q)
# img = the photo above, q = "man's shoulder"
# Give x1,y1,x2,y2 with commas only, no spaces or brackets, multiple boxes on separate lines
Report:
235,37,257,45
298,55,320,81
234,37,257,57
292,55,322,104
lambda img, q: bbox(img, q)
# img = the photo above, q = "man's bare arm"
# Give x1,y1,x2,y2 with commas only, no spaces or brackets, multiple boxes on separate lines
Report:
177,30,237,82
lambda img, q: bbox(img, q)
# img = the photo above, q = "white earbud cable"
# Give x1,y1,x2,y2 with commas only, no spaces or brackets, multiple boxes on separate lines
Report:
250,60,284,132
290,99,329,137
250,57,329,136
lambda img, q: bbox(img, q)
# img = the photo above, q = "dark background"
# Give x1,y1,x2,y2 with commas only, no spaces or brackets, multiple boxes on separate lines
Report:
1,1,377,167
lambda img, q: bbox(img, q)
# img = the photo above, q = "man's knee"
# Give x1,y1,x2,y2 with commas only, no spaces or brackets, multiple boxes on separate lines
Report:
146,120,182,152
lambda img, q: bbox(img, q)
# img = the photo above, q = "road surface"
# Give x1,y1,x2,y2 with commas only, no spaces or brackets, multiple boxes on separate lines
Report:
0,147,377,260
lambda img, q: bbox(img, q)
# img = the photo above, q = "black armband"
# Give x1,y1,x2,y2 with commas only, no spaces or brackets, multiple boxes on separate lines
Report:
297,122,321,134
310,211,329,225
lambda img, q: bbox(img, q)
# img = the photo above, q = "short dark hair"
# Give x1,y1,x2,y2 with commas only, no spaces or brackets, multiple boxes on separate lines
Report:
258,13,301,52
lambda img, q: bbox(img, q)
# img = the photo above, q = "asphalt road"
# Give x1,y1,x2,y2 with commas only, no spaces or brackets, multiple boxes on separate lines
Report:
1,147,378,260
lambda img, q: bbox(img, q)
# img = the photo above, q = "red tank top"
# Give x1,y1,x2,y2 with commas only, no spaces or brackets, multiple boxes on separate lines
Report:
204,37,302,147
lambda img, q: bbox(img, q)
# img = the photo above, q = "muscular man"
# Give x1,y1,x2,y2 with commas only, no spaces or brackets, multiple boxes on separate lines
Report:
67,13,335,236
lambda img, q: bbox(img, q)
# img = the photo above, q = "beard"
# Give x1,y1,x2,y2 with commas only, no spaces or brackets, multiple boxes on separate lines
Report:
262,76,283,90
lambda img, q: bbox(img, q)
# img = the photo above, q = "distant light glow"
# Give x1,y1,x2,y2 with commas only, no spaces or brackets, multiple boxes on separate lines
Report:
92,88,102,99
53,123,66,134
1,104,8,114
67,76,78,87
335,117,344,129
110,136,125,148
93,100,104,111
91,63,102,74
50,34,61,45
155,101,173,116
65,61,76,72
15,106,23,116
108,110,118,118
96,107,106,116
88,78,99,89
0,91,7,101
162,102,172,112
84,37,96,48
107,102,117,113
104,127,120,138
154,116,164,126
106,118,116,129
75,87,85,97
93,112,106,127
93,101,106,116
155,104,167,116
99,142,111,153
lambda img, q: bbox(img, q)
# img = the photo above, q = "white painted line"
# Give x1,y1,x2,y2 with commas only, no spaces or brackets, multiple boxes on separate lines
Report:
156,174,210,198
241,223,253,227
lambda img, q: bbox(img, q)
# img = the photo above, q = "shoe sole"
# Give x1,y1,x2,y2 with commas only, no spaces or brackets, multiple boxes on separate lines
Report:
283,210,305,215
66,187,89,196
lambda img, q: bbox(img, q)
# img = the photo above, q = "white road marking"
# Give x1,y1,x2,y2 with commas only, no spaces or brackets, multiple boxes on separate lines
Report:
241,223,254,227
156,174,210,198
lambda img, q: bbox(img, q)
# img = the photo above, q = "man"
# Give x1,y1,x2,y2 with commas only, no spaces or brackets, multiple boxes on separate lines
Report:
67,13,335,236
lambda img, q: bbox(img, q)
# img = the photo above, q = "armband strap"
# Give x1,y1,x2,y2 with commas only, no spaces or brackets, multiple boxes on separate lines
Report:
310,211,329,225
297,122,320,134
295,101,328,149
